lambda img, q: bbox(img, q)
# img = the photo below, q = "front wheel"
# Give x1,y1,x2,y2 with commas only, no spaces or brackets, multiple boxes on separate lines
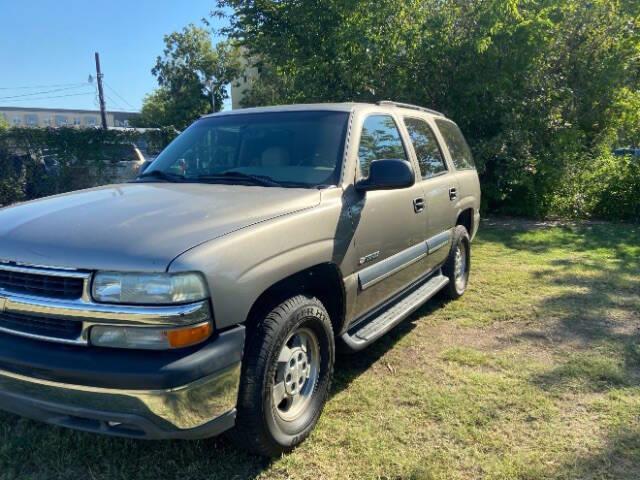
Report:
230,295,335,457
442,225,471,299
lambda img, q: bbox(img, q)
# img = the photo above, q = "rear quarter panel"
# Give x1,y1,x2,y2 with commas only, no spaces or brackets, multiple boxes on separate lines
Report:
454,169,481,239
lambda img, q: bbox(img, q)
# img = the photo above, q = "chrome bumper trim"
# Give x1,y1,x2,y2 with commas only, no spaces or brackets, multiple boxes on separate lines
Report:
0,291,212,346
0,362,240,431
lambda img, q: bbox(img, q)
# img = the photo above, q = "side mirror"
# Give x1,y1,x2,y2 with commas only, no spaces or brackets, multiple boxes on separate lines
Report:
355,159,415,192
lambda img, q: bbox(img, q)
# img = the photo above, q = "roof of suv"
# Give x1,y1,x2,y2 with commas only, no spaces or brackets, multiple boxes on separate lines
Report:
202,101,447,119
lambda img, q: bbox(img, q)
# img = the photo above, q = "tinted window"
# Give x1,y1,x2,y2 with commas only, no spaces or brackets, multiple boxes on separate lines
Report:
404,117,448,179
148,111,350,188
358,115,408,177
435,120,475,170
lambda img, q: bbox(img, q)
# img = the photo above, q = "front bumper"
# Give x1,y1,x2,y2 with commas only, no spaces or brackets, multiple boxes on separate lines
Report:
0,326,245,439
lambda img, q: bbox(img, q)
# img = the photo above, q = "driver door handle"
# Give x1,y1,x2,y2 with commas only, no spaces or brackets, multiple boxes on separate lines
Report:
413,197,425,213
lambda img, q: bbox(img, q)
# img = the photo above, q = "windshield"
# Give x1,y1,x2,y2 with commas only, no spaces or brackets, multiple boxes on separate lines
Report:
143,110,350,188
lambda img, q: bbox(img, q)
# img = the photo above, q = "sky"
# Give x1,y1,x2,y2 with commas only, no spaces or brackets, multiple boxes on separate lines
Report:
0,0,228,112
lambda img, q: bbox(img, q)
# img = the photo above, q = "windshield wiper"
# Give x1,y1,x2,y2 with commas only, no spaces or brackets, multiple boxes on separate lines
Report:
195,171,283,187
136,170,186,183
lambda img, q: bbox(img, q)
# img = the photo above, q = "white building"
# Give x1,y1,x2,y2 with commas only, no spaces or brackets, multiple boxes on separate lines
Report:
0,106,139,128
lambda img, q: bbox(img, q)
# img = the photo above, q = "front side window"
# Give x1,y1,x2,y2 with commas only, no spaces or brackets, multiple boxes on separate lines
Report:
358,115,408,177
404,117,448,179
146,110,350,188
435,119,475,170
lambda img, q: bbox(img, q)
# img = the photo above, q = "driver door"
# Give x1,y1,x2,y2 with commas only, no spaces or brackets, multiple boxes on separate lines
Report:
351,114,427,318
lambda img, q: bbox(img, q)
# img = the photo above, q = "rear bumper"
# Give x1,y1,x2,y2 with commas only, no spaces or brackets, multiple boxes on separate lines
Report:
0,326,245,439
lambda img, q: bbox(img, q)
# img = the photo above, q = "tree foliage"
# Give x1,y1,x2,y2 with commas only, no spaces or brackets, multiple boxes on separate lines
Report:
217,0,640,220
136,25,240,130
0,127,178,206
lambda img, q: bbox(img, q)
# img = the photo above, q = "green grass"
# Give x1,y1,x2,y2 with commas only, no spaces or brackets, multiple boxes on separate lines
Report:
1,218,639,479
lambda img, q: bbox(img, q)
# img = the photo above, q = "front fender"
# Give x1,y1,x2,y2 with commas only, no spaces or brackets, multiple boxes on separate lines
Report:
169,190,358,330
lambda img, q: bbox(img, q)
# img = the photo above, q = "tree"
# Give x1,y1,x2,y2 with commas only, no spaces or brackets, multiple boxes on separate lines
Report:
137,24,240,129
217,0,640,220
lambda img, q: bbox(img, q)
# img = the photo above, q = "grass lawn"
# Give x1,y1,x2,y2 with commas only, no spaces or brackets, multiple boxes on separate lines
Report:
1,218,639,479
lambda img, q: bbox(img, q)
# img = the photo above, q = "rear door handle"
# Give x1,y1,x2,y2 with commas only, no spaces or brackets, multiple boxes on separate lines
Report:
448,187,458,201
413,197,425,213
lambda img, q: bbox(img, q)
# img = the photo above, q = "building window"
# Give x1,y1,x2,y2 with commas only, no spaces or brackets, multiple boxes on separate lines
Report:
73,117,82,126
12,116,22,126
55,115,68,127
25,114,38,127
85,116,97,127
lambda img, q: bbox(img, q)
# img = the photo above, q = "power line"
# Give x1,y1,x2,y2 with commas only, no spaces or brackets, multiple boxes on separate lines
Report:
104,82,137,110
104,92,127,111
0,84,91,100
0,92,95,104
0,82,87,91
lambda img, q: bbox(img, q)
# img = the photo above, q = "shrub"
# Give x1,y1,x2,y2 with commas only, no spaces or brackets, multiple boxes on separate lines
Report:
0,126,177,207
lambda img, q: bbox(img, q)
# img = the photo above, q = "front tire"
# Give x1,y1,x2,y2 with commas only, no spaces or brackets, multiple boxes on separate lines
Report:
231,295,335,457
442,225,471,299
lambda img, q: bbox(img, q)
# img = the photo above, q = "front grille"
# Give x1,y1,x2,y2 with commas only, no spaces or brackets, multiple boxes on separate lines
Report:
0,268,84,299
0,311,82,340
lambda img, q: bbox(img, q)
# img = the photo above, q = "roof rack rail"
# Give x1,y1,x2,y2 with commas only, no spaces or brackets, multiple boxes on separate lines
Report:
376,100,444,117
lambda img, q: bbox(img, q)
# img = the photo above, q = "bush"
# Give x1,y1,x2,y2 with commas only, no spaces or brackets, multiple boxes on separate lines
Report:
219,0,640,222
0,127,178,207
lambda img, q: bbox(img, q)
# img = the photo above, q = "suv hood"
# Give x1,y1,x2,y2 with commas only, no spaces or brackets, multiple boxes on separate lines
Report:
0,183,320,271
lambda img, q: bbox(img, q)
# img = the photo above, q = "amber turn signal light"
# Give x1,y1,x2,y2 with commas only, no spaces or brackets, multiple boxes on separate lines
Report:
166,322,213,348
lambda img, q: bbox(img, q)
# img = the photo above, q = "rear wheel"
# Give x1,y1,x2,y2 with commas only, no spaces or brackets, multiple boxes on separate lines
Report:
442,225,471,299
231,295,334,457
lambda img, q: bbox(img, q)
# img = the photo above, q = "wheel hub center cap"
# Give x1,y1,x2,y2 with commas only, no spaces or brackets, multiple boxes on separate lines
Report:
283,347,310,396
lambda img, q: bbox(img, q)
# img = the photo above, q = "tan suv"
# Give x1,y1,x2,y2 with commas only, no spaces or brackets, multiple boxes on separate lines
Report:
0,101,480,456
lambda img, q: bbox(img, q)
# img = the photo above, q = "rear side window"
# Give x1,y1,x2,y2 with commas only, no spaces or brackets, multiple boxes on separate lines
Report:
435,120,475,170
404,117,448,179
358,115,408,177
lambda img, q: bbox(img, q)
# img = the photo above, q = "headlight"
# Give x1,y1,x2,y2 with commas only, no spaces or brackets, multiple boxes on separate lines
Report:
90,322,213,350
92,272,208,305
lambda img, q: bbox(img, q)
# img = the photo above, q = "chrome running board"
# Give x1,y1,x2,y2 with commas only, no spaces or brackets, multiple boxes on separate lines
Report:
341,271,449,351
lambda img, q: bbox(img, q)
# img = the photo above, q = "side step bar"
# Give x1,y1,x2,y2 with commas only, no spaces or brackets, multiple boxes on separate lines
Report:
341,271,449,351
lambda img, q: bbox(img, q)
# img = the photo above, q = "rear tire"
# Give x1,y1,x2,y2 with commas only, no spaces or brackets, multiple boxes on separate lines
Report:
230,295,335,457
442,225,471,299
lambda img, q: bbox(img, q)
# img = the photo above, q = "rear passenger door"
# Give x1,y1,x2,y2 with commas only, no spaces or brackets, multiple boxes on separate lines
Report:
403,116,457,269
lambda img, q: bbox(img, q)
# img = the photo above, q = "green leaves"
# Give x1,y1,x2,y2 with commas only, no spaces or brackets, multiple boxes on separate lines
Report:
0,127,178,207
218,0,639,220
140,24,241,129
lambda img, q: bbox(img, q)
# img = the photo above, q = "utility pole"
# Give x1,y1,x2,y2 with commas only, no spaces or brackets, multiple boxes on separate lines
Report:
94,52,108,129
